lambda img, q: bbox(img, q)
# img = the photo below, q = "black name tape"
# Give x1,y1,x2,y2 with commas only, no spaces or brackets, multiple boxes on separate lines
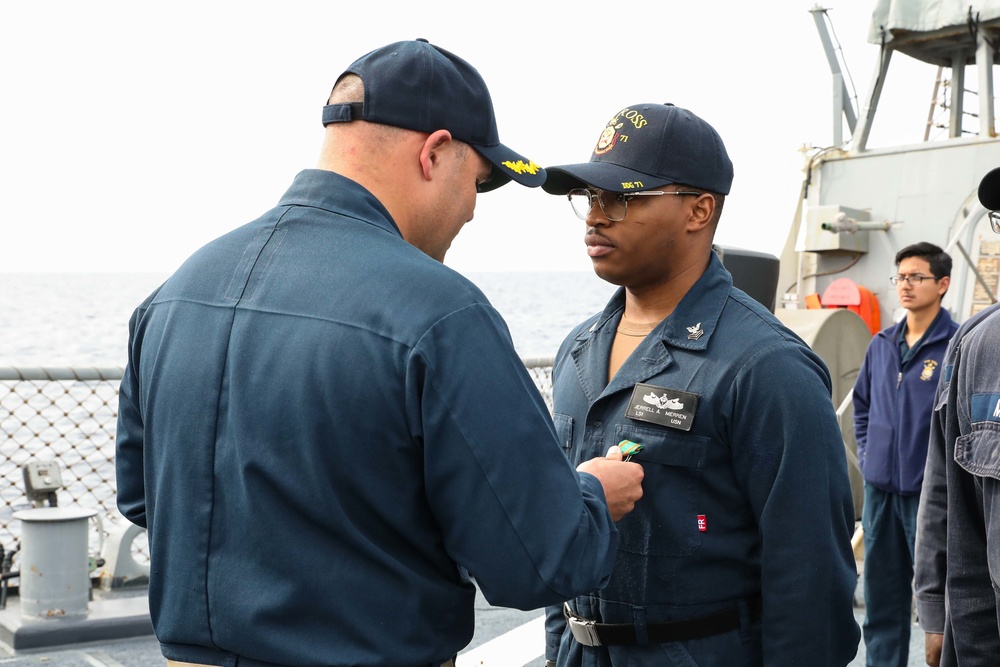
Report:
626,383,699,431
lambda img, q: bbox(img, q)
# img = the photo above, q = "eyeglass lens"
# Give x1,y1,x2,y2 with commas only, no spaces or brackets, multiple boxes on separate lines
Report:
568,190,627,221
891,275,930,286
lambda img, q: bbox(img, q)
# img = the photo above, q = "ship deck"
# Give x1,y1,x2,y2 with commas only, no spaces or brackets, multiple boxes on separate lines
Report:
0,566,924,667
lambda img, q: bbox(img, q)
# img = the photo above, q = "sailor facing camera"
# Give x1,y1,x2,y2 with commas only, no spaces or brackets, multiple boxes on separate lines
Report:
541,102,861,667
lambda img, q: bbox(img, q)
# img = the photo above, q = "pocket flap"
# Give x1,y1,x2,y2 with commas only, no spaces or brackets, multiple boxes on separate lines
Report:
955,423,1000,481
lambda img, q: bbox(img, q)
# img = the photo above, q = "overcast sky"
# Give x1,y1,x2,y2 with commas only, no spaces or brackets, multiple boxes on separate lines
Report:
1,1,937,274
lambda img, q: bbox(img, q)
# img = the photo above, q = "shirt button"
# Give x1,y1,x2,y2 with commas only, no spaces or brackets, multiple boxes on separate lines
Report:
594,421,602,428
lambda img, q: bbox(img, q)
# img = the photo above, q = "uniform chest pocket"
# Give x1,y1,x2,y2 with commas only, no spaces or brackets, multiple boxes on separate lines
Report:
954,422,1000,481
615,424,709,557
553,413,574,452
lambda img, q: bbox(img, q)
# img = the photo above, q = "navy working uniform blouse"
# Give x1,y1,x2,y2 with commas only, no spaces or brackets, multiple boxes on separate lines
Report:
116,169,620,667
545,254,861,666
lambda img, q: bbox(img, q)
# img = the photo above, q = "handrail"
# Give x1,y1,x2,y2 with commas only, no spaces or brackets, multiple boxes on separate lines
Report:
521,357,555,369
0,367,124,382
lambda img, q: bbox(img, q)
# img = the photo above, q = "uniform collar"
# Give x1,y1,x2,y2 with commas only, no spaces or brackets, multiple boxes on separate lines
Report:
581,251,731,351
569,252,732,402
278,169,401,237
884,306,954,346
656,252,731,350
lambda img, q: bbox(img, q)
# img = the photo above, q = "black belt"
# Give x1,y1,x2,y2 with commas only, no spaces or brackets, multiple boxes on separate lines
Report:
563,594,762,647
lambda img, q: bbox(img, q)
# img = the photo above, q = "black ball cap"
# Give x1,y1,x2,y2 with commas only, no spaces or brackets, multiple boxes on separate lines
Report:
979,167,1000,210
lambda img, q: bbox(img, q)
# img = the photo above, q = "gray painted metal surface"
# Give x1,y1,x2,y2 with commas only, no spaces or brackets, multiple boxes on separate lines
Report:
12,508,96,620
785,7,1000,329
791,139,1000,326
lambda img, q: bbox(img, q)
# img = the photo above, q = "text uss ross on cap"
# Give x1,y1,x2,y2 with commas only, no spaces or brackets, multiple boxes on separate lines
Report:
542,103,733,196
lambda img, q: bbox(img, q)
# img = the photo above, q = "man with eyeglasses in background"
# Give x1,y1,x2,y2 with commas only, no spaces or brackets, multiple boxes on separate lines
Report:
852,242,958,667
914,168,1000,667
538,102,860,667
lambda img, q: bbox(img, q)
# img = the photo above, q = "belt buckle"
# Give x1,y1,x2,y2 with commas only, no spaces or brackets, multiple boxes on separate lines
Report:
563,602,602,647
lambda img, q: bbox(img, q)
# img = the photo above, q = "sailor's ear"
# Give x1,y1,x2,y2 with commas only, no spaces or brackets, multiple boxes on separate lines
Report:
686,194,715,233
418,130,453,182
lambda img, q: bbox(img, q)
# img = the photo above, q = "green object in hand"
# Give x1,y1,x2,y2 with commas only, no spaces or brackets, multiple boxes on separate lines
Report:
618,439,643,460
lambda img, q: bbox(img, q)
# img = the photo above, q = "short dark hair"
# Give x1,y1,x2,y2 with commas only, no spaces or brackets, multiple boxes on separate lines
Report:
895,242,952,279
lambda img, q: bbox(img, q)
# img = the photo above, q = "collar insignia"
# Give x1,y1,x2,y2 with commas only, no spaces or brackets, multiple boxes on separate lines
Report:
686,322,704,340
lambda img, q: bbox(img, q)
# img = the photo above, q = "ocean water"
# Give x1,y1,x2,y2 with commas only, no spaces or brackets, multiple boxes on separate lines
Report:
0,271,618,367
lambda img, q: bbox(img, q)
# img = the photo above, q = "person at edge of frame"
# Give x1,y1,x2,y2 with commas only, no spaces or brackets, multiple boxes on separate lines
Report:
538,102,861,667
914,167,1000,667
115,39,645,667
852,241,957,667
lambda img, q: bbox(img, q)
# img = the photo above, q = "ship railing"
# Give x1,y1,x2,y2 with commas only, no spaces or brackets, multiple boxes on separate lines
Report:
0,360,555,562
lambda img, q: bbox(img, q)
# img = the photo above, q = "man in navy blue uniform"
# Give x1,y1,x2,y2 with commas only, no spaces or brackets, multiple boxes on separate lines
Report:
115,40,644,667
540,102,860,666
852,242,957,667
914,168,1000,667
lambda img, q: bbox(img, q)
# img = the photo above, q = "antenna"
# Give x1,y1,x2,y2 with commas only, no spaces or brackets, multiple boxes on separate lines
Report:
810,5,859,146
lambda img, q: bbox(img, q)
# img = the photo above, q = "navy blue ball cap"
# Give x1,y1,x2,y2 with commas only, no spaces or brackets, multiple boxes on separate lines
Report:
542,103,733,196
322,39,544,192
978,167,1000,210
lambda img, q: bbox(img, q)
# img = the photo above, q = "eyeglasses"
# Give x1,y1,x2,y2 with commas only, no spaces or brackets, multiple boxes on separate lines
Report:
567,188,701,222
889,274,937,286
